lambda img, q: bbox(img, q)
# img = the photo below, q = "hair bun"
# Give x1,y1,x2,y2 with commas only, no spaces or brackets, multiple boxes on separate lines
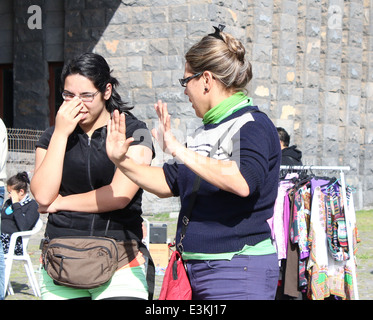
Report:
17,171,30,184
223,33,246,63
186,28,252,91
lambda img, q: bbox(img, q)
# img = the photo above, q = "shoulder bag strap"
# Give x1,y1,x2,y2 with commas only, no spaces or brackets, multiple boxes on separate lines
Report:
177,174,201,253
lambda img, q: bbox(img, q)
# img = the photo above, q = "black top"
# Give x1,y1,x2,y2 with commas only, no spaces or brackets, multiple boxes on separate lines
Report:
281,145,302,166
35,113,154,242
1,196,39,234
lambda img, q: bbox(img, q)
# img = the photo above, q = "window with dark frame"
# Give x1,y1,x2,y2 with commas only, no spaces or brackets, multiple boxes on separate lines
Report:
48,62,64,126
0,64,14,128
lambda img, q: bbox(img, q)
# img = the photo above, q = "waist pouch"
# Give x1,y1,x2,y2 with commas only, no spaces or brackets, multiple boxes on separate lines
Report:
42,236,139,289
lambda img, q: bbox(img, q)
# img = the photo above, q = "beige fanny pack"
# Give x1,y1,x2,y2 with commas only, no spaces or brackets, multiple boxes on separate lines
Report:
42,236,139,289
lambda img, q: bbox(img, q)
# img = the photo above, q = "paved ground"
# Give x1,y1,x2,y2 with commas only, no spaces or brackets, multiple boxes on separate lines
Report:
3,212,372,300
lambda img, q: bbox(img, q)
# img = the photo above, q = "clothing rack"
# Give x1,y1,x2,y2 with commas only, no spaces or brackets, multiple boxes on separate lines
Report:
279,165,359,300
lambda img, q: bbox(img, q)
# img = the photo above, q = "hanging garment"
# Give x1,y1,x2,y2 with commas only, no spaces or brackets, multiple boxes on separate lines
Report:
324,184,349,262
307,186,330,300
307,183,359,300
283,189,303,298
289,182,311,290
272,179,295,260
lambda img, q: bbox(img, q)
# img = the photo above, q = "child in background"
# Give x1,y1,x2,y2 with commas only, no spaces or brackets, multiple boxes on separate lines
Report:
1,172,39,255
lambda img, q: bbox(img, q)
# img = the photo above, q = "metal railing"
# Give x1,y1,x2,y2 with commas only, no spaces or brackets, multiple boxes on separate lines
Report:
6,128,43,177
7,128,44,153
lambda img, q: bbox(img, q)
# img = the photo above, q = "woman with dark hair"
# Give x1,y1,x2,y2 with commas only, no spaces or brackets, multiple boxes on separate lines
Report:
31,53,154,300
60,53,132,114
1,172,39,255
106,26,281,300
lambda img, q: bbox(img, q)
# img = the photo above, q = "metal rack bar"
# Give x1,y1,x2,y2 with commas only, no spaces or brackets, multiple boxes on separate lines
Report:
280,165,350,171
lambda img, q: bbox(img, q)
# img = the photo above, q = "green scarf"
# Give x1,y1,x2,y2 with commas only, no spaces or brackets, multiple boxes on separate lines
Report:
202,92,253,124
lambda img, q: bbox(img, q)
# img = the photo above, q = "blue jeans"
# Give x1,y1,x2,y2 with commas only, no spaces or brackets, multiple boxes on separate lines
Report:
0,243,4,300
0,186,4,207
186,253,279,300
0,186,5,299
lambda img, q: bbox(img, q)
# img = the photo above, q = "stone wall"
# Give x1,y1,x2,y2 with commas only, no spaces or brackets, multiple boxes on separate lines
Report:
3,0,373,209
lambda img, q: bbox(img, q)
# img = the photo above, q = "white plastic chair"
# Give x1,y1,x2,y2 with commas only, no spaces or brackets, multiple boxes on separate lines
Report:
142,218,150,249
3,218,43,298
142,218,150,275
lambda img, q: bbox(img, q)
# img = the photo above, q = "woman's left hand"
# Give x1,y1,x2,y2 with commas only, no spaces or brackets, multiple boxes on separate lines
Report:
106,110,135,165
152,100,183,156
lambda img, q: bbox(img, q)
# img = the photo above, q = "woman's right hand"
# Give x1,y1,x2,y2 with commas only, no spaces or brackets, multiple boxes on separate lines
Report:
54,97,84,137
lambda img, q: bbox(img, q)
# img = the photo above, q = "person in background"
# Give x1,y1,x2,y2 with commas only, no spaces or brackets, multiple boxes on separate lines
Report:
0,118,7,300
1,172,39,255
106,25,281,300
31,53,154,300
277,127,302,166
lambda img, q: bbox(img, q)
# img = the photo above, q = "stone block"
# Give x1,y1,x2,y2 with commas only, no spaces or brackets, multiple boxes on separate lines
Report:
132,88,156,105
127,56,143,71
152,70,171,88
127,71,152,89
170,5,189,22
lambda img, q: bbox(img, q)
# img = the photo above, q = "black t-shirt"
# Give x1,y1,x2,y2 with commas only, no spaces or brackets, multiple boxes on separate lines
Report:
35,113,154,241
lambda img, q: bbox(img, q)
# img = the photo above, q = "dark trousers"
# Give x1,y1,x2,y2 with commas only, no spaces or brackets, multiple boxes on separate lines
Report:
186,253,278,300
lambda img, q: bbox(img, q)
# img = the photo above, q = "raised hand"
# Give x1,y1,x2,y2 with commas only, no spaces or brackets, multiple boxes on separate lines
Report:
106,109,134,165
151,100,182,156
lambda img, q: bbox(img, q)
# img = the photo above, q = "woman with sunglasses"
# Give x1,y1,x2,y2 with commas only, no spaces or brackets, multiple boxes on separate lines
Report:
31,53,154,300
107,26,281,300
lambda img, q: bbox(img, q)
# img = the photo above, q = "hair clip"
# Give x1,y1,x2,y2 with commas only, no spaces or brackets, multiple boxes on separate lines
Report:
208,24,226,41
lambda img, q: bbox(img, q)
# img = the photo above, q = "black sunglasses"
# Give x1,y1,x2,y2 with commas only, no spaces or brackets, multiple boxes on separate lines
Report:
179,72,203,87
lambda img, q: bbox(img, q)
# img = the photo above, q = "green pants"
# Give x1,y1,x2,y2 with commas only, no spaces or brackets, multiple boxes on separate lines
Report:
40,264,148,300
